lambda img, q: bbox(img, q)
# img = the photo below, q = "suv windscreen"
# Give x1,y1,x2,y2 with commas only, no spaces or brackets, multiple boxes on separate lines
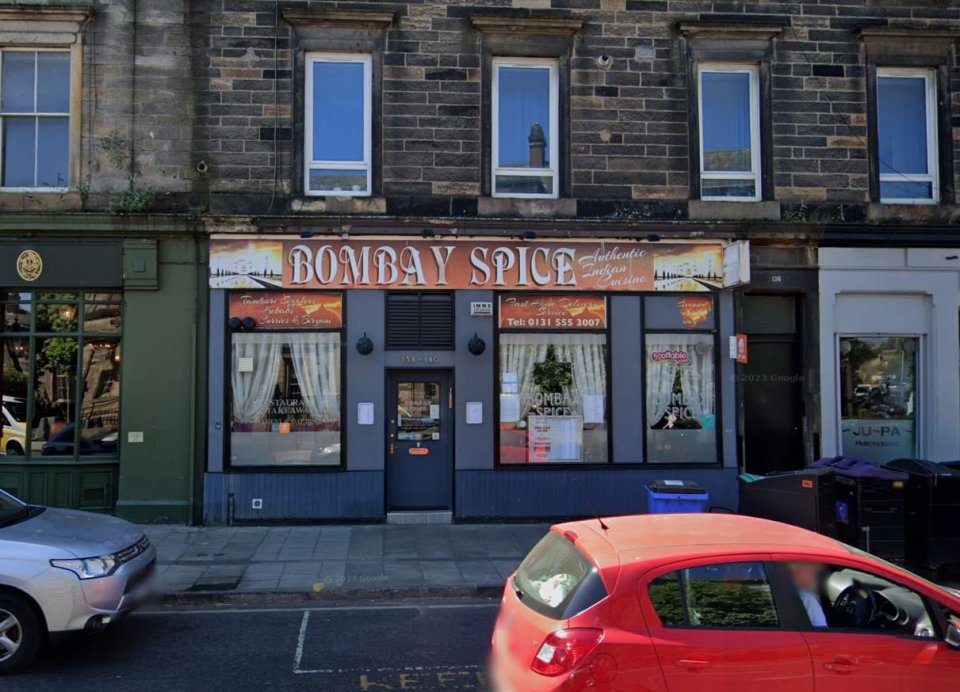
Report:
0,490,27,526
514,532,608,619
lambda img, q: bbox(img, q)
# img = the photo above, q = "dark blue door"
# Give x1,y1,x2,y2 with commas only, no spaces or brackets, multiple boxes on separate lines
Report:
386,371,453,510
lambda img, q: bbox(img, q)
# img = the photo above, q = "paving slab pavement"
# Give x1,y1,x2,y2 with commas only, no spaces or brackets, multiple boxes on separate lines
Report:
143,523,549,597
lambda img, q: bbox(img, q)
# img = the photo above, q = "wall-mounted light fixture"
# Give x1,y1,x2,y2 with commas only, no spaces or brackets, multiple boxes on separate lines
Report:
228,316,258,331
421,228,435,238
467,333,486,356
356,332,374,356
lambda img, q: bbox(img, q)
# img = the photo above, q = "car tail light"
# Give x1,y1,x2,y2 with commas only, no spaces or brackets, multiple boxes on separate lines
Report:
531,628,603,677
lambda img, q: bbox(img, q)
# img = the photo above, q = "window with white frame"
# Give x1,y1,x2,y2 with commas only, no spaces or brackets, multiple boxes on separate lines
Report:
877,68,938,204
492,58,559,199
0,49,71,190
697,64,761,201
305,53,371,197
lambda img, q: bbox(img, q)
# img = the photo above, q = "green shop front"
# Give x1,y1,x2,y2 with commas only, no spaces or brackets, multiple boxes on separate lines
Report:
0,231,205,524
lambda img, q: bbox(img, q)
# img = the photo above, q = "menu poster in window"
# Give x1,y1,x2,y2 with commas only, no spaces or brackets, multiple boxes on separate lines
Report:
229,291,343,329
528,415,583,462
498,295,606,330
499,394,521,422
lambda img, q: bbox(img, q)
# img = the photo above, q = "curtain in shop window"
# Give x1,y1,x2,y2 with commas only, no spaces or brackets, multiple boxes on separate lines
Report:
554,338,606,416
645,334,715,427
288,333,340,422
499,333,606,419
232,332,283,423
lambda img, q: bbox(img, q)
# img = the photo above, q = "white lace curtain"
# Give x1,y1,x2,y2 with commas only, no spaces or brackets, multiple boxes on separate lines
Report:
645,334,715,427
288,333,340,421
231,332,283,423
231,332,340,424
499,333,607,419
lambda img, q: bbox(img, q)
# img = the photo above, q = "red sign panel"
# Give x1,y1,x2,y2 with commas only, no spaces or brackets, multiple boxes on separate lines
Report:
229,291,343,329
498,295,606,330
209,237,725,293
677,296,713,328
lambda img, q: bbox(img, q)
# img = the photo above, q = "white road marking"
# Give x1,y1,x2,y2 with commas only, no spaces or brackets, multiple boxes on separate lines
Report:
287,603,490,676
295,663,483,675
293,610,310,673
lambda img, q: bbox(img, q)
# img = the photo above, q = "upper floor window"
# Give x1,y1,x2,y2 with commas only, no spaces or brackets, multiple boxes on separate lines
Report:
305,53,371,197
877,68,938,204
697,64,760,201
0,49,71,190
492,58,558,199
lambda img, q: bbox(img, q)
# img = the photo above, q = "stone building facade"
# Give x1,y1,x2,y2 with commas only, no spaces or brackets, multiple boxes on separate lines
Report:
1,0,958,523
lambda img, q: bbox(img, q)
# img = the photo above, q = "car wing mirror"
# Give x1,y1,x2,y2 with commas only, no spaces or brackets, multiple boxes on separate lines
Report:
946,618,960,649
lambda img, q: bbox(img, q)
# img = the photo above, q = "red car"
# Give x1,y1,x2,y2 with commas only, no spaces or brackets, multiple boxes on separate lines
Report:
490,513,960,691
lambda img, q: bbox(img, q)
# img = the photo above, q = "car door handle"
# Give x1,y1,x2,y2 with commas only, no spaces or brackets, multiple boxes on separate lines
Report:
824,656,855,674
676,659,709,672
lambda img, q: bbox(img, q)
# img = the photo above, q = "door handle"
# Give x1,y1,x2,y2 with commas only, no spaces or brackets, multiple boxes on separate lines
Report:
824,656,855,674
389,443,395,455
676,659,708,672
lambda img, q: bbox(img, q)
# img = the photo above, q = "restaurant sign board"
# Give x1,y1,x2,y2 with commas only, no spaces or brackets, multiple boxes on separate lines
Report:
499,295,607,330
209,236,729,292
229,291,343,329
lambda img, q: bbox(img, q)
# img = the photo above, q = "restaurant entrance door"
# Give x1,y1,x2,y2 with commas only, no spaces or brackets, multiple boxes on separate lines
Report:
386,371,453,511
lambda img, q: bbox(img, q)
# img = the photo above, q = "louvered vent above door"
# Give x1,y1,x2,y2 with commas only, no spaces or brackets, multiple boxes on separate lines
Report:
386,293,454,349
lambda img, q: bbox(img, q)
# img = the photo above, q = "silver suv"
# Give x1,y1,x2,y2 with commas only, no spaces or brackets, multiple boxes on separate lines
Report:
0,489,156,673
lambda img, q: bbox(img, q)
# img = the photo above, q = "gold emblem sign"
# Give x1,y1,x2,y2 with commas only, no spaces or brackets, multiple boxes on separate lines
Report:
16,250,42,282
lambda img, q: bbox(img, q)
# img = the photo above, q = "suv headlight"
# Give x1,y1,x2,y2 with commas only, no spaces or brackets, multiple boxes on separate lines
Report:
51,555,118,579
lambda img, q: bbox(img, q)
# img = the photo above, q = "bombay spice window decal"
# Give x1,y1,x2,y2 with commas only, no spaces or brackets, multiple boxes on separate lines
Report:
499,335,608,464
645,333,718,464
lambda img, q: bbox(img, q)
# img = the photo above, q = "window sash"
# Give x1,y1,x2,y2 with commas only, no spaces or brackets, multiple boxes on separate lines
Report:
697,64,761,202
876,68,939,205
304,53,372,197
0,48,72,191
492,58,559,199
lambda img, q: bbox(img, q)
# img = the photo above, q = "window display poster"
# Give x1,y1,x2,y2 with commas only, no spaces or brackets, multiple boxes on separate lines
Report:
528,415,583,462
499,394,521,423
583,395,605,424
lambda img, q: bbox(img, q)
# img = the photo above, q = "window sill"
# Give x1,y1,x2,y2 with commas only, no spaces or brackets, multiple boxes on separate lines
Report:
0,190,83,212
478,197,577,218
688,199,780,221
291,196,386,214
867,203,960,224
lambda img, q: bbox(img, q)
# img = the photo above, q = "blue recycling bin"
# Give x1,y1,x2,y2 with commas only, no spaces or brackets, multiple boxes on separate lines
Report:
645,480,709,514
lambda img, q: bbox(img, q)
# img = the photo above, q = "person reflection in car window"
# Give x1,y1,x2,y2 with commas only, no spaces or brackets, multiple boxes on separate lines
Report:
789,562,828,628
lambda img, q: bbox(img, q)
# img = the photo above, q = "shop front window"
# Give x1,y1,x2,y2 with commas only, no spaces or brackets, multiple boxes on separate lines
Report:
645,333,717,463
497,295,608,464
230,332,342,467
839,336,917,463
0,292,121,459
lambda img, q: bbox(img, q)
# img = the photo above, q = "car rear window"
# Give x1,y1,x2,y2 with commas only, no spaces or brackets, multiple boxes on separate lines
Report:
514,532,608,620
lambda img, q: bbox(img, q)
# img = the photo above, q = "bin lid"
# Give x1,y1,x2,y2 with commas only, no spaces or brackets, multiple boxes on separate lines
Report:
647,480,707,494
812,456,907,480
885,458,960,477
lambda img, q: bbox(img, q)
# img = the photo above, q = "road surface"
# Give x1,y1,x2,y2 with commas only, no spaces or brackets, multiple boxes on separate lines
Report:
8,598,499,691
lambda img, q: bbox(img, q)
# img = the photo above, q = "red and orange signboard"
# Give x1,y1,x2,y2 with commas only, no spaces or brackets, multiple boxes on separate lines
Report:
228,291,343,329
209,237,724,293
498,295,606,330
677,296,714,328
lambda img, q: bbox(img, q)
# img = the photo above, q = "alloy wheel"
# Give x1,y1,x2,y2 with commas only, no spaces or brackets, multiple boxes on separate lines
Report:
0,609,21,662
